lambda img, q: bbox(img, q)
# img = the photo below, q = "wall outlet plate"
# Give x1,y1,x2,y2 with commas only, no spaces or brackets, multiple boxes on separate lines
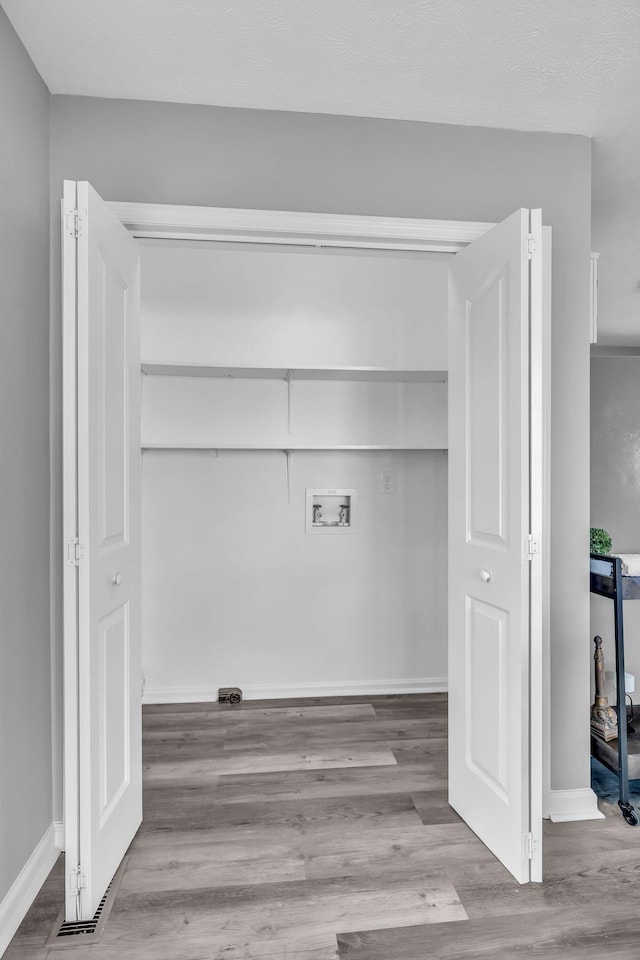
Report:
380,471,395,494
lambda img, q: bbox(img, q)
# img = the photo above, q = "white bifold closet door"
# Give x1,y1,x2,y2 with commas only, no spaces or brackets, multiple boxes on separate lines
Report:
62,180,142,921
60,184,545,913
448,208,545,884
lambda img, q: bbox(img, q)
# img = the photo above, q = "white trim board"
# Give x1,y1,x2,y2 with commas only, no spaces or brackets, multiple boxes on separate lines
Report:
108,201,495,252
54,820,65,852
0,823,59,958
546,788,605,822
143,677,447,704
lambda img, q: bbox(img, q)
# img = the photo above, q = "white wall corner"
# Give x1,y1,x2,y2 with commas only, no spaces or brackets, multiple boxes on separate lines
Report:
143,677,447,704
53,820,65,851
546,787,605,823
0,823,59,958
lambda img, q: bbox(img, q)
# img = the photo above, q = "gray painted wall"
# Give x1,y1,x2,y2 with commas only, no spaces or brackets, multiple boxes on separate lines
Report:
0,9,52,903
49,95,592,801
591,356,640,686
591,139,640,344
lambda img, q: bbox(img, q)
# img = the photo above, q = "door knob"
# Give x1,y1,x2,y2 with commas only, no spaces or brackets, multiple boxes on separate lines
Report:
480,570,491,583
112,573,123,586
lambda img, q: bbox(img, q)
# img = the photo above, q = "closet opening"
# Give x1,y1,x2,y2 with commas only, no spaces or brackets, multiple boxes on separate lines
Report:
138,238,450,706
62,184,547,920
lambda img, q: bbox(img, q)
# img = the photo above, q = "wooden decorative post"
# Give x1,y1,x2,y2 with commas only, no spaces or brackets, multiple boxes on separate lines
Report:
591,635,618,741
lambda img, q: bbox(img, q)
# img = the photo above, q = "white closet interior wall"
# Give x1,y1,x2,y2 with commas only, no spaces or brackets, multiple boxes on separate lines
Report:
140,239,450,700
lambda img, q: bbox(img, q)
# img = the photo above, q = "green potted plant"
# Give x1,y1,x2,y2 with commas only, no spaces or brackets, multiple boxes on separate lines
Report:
590,527,612,574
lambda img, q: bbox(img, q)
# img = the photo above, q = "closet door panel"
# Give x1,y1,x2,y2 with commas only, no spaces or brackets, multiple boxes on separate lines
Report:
448,207,544,885
63,180,142,922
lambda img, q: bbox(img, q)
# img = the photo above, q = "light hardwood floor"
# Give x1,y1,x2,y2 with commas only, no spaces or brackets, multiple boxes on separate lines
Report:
5,693,640,959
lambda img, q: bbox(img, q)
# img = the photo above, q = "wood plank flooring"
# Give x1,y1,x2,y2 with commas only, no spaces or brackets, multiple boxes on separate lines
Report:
5,693,640,959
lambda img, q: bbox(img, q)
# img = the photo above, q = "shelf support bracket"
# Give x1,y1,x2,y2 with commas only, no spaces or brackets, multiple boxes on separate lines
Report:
285,370,294,434
284,449,292,503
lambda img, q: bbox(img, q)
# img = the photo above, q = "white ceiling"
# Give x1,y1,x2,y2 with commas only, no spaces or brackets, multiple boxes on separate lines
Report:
2,0,640,136
4,0,640,341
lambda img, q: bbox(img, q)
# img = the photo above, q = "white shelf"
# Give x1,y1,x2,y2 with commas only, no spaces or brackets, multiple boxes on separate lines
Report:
141,362,447,383
141,443,441,451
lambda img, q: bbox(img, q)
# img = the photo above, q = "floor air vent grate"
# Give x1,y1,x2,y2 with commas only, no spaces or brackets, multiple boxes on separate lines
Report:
56,885,110,938
47,857,127,947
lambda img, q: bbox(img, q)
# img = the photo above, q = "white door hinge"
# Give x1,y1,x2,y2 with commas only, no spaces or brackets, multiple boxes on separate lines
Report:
527,234,536,259
66,538,86,566
524,832,538,860
64,209,85,239
526,535,541,559
69,866,86,895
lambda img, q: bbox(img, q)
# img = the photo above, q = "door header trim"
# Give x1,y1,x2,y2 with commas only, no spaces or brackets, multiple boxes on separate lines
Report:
107,201,496,253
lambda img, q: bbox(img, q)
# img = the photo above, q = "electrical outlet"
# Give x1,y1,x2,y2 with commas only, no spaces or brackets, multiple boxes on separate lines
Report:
380,471,395,494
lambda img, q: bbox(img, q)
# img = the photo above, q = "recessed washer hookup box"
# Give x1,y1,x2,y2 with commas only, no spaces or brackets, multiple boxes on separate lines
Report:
306,488,357,534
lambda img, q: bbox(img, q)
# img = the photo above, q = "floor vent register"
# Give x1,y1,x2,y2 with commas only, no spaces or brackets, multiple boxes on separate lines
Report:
46,857,127,947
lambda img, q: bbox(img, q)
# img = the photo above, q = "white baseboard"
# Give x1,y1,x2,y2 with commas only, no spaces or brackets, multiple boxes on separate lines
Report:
143,677,447,704
547,787,605,822
0,823,59,957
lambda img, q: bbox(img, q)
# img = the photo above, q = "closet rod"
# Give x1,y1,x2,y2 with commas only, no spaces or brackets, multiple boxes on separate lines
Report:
141,445,439,450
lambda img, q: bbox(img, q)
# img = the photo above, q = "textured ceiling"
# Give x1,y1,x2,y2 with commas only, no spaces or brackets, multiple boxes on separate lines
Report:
2,0,640,136
4,0,640,341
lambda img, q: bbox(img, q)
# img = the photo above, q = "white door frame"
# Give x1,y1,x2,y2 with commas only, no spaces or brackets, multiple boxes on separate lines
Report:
107,201,495,252
106,198,551,828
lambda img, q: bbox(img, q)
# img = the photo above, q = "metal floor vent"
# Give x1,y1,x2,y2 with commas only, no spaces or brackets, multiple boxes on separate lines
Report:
47,857,127,948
